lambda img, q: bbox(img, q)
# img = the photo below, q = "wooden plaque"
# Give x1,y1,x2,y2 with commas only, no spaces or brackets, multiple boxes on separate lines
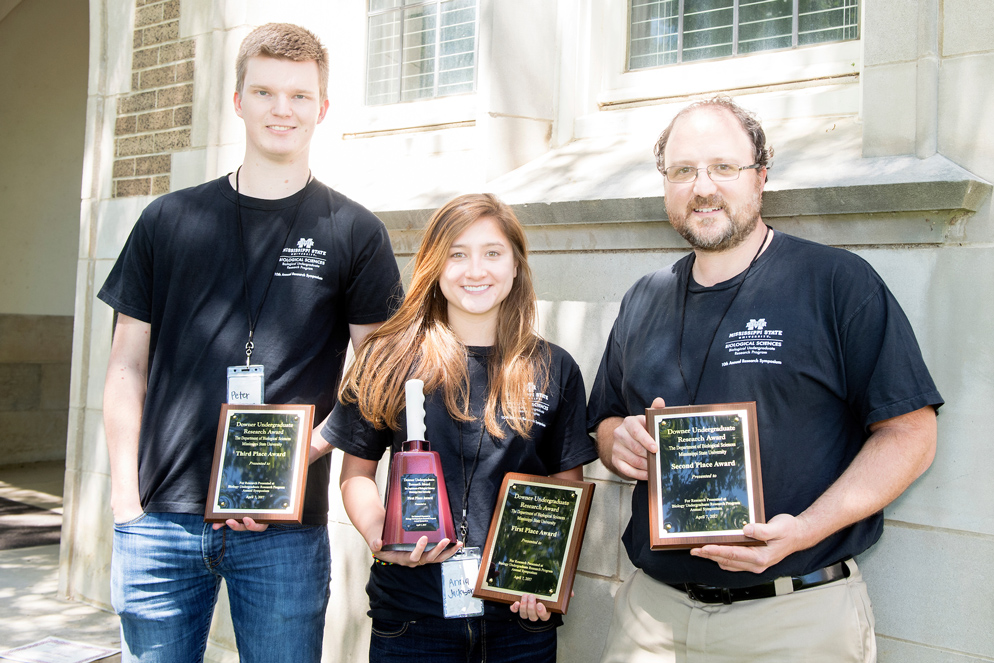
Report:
473,473,595,615
205,403,315,524
646,402,765,549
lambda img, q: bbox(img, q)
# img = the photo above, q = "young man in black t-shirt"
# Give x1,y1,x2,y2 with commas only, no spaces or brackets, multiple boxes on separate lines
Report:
588,96,942,662
99,24,400,662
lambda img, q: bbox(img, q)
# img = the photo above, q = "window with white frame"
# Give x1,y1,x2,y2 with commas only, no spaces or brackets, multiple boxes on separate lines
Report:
629,0,859,70
366,0,478,106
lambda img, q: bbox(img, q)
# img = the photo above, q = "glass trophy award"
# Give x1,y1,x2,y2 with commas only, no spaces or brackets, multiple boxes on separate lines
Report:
381,379,457,551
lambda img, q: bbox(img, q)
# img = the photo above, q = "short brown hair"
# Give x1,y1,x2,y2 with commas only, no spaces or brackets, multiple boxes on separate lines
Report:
653,95,774,181
236,23,329,101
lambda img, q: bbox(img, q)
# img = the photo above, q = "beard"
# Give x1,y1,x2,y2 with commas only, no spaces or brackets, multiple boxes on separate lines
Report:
666,184,763,252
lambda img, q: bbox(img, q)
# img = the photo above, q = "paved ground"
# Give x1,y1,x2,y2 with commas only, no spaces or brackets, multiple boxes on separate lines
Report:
0,462,121,660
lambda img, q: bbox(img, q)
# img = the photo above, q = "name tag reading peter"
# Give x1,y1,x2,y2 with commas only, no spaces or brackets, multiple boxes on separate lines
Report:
205,403,315,524
227,365,264,405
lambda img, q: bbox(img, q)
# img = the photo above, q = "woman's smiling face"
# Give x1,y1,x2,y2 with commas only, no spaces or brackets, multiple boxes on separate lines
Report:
438,216,518,343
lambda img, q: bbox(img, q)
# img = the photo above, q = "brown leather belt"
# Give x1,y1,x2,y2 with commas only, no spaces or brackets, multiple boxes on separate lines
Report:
669,560,851,604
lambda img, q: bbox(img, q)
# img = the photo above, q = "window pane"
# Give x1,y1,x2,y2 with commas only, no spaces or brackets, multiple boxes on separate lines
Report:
367,0,477,105
401,5,437,102
629,0,678,69
629,0,858,69
738,0,792,54
438,0,476,96
370,0,403,12
366,12,402,105
682,0,733,62
799,0,859,45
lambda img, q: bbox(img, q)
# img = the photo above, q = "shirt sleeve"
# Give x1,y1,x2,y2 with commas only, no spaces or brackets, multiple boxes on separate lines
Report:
97,211,155,322
344,204,403,325
839,277,943,428
322,397,393,461
543,347,599,474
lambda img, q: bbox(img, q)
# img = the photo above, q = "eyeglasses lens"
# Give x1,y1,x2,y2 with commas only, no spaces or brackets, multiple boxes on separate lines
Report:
664,164,744,183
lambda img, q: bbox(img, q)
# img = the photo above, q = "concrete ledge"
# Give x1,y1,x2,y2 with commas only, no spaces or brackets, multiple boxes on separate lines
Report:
377,173,990,255
763,180,989,218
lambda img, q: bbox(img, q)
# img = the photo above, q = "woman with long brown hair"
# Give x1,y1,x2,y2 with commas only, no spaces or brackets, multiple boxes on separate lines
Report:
320,193,597,662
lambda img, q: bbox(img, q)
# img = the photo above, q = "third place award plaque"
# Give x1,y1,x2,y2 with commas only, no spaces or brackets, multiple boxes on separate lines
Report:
205,403,315,524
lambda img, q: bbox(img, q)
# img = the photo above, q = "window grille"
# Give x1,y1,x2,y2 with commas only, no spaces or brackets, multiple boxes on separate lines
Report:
629,0,859,70
366,0,478,105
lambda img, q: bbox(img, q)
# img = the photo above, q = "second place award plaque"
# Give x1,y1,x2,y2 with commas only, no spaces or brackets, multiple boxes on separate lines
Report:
645,402,765,549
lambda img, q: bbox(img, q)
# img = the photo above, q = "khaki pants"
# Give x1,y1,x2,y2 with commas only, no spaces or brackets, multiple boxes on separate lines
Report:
600,560,876,663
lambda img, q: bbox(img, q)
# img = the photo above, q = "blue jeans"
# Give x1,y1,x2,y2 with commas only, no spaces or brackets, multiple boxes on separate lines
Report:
370,615,558,663
111,512,330,662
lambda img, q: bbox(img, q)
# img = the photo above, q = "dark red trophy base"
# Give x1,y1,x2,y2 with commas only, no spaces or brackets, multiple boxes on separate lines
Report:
381,440,457,552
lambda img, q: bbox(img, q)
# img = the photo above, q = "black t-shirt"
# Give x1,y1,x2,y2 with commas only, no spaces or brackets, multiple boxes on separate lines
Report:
324,342,598,620
587,231,942,587
98,176,402,524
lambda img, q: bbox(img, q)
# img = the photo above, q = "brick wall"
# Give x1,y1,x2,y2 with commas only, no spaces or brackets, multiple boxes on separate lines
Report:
112,0,195,198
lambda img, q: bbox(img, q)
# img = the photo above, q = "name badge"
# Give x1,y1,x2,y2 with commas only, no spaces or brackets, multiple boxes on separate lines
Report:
227,365,264,405
441,547,484,618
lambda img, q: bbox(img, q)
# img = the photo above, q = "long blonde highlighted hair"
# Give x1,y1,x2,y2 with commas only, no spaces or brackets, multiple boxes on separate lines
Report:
339,193,547,438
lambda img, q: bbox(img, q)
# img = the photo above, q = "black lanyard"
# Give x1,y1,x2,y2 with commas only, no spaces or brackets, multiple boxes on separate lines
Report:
233,167,309,365
457,351,489,542
676,226,771,404
457,420,485,542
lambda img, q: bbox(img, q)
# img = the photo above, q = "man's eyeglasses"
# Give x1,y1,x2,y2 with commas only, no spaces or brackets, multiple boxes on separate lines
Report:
662,163,762,184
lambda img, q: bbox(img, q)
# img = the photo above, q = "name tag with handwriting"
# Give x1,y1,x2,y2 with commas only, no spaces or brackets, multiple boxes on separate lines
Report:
441,547,484,618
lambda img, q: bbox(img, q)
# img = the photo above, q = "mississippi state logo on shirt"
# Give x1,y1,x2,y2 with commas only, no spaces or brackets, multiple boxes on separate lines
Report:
721,318,784,368
529,384,550,428
501,383,550,429
275,237,327,281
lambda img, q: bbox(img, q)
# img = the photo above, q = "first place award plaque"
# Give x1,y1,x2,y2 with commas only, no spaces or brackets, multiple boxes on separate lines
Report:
474,473,594,615
646,402,765,549
205,403,315,524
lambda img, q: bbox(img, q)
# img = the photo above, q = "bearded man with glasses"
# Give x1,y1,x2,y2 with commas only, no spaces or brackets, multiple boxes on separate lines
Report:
587,96,942,662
